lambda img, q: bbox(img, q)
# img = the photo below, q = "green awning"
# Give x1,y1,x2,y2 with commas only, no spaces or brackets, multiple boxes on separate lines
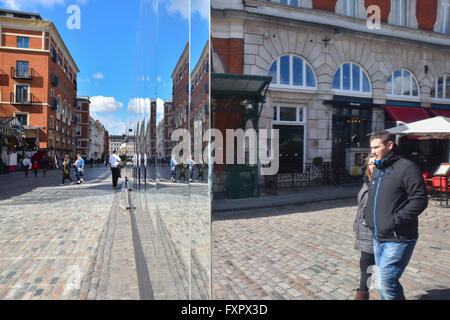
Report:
211,73,272,97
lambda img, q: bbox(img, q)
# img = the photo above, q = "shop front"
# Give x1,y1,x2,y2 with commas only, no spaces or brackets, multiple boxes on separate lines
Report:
326,96,375,177
0,117,25,173
384,102,450,173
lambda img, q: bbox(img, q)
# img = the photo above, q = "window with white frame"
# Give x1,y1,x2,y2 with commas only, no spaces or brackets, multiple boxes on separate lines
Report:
441,0,450,34
431,75,450,100
15,84,30,103
15,113,28,126
393,0,409,27
333,63,371,94
268,55,316,89
76,126,82,136
62,101,66,116
278,0,300,6
273,105,305,123
385,69,419,98
341,0,358,17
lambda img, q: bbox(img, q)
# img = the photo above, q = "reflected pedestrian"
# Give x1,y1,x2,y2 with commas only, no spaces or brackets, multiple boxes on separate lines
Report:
32,161,39,177
353,155,376,300
109,150,121,188
189,154,196,182
22,156,31,178
170,155,177,182
75,153,85,184
61,155,73,185
40,155,49,177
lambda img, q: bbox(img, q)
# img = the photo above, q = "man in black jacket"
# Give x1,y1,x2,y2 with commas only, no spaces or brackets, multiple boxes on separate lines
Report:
364,131,428,300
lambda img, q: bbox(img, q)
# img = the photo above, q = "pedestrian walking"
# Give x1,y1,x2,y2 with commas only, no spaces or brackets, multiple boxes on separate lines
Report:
61,155,73,184
109,150,121,188
353,155,376,300
189,154,196,182
32,161,39,177
170,155,177,182
40,155,49,177
75,153,85,184
363,131,428,300
22,155,32,177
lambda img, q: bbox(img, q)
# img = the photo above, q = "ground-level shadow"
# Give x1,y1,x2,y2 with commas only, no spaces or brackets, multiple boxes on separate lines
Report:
417,288,450,300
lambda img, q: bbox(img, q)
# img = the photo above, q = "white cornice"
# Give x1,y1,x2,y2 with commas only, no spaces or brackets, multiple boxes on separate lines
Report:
213,0,450,48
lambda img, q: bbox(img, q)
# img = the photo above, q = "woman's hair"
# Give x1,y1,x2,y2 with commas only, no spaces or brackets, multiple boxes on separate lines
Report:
365,155,376,181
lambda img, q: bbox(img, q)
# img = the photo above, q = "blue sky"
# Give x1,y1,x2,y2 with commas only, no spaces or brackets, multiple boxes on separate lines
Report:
0,0,209,135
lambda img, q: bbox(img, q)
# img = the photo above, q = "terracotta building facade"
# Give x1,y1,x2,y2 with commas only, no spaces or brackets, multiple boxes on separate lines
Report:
0,9,79,160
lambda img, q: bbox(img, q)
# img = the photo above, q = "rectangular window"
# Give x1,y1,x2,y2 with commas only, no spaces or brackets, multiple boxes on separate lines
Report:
50,116,54,129
76,126,82,136
56,120,60,132
438,77,444,99
17,36,29,48
15,85,29,103
442,1,450,34
343,0,357,17
446,76,450,100
394,0,408,27
15,114,28,126
16,61,29,78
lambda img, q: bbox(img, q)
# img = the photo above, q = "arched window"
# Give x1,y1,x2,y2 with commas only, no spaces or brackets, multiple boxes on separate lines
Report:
431,75,450,100
63,100,67,116
268,55,316,89
385,69,419,97
333,62,371,94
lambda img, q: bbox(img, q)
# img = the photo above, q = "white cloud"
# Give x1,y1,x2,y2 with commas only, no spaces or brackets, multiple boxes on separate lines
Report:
90,112,126,136
90,96,123,113
164,0,209,21
93,72,104,80
0,0,86,10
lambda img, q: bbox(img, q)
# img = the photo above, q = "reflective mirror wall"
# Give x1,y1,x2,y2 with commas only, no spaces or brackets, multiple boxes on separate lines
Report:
125,0,211,300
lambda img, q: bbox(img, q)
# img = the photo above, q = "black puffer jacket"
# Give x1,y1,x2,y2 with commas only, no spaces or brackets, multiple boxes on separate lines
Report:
363,153,428,243
353,179,374,254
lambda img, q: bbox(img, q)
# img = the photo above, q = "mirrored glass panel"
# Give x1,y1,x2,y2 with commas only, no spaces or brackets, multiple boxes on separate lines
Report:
190,0,211,299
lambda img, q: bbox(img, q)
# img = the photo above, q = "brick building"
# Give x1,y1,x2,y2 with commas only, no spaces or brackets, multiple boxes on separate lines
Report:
0,9,79,161
212,0,450,196
75,96,90,157
191,42,210,155
172,43,190,132
171,42,210,161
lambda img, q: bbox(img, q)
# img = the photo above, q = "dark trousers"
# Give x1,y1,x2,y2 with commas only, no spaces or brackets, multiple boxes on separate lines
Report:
111,167,120,187
359,251,375,292
62,174,73,184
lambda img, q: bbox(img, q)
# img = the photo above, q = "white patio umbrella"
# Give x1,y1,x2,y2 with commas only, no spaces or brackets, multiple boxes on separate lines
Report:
385,116,450,140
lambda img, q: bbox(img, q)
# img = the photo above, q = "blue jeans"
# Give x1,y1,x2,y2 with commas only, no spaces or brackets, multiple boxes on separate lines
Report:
373,239,416,300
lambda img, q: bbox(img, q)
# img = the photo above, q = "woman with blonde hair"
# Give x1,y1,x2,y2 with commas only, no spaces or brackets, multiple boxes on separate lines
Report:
353,155,376,300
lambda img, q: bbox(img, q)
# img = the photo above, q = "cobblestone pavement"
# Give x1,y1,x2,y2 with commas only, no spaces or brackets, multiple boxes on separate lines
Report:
212,198,450,300
0,167,120,300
